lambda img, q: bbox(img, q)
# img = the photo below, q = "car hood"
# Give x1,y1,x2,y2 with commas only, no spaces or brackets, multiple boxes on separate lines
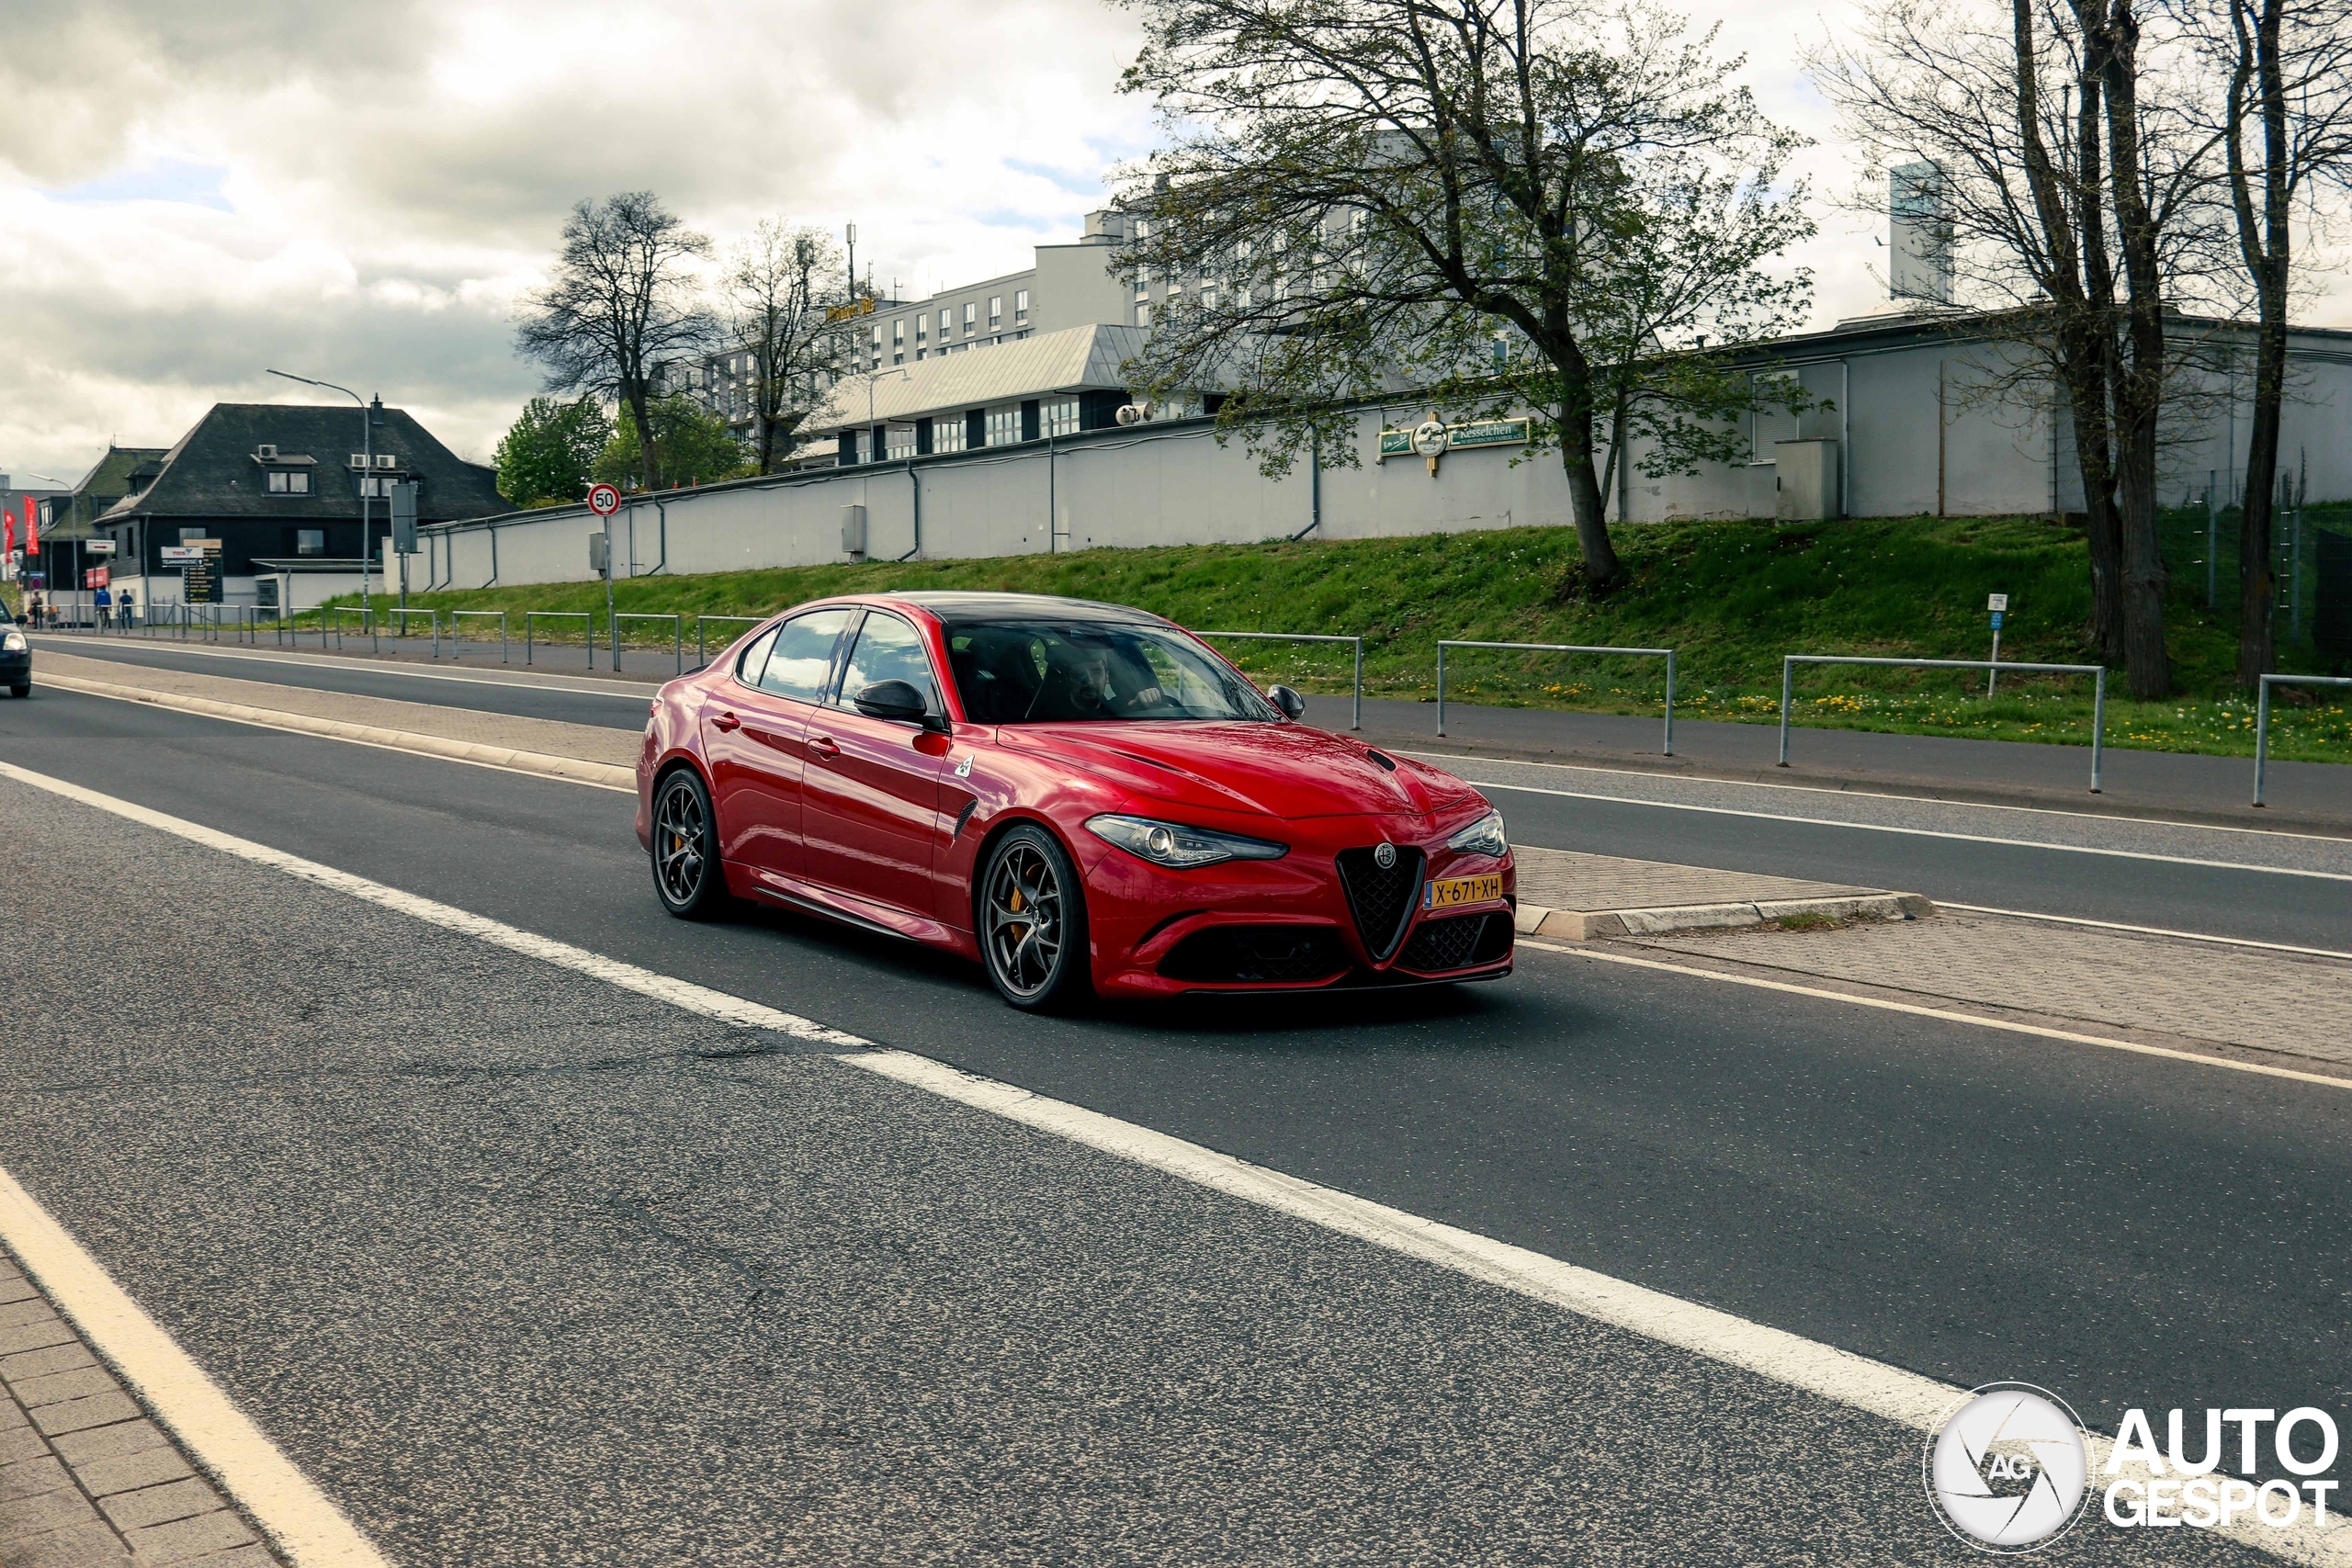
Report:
997,721,1482,820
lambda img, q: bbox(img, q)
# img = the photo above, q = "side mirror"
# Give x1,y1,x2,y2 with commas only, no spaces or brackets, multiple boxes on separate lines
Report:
853,679,944,730
1266,683,1306,721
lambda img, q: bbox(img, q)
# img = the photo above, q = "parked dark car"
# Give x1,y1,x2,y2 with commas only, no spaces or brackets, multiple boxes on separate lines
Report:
0,603,28,698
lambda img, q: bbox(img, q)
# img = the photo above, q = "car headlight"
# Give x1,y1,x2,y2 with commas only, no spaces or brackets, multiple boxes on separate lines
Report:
1085,813,1288,869
1,629,24,652
1446,808,1508,858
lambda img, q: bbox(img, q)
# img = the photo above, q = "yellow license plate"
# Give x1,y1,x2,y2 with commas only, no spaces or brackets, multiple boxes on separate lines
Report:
1422,873,1504,911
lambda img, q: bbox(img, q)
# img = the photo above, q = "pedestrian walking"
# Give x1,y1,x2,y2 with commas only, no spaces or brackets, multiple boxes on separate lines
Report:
94,584,112,628
118,589,136,629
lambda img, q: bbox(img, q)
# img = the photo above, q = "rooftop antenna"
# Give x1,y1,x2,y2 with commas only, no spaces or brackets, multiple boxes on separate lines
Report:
845,223,857,298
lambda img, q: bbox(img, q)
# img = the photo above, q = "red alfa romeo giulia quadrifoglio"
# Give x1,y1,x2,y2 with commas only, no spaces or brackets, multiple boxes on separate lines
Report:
635,592,1515,1010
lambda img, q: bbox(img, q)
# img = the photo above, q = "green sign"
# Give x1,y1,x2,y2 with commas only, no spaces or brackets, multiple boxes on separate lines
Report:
1377,417,1532,460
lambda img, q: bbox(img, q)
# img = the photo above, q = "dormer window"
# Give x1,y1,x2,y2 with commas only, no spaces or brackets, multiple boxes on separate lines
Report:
266,470,311,495
256,444,279,460
375,454,397,469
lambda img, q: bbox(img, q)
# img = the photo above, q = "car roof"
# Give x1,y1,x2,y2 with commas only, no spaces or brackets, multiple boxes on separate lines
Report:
885,591,1167,627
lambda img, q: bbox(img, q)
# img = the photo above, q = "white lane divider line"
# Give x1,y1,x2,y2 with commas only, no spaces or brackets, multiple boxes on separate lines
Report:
1453,773,2352,880
0,1163,393,1568
0,759,2337,1565
1396,745,2350,845
1518,939,2352,1090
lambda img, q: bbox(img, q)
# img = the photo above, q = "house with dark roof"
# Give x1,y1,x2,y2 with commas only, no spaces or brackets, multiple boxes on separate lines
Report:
96,402,503,609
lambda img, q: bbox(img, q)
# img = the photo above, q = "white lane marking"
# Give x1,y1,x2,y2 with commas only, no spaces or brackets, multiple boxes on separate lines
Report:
0,757,2338,1564
40,678,636,794
1464,777,2352,882
30,635,653,700
1396,745,2346,844
0,1165,393,1568
1517,939,2352,1091
1938,903,2352,963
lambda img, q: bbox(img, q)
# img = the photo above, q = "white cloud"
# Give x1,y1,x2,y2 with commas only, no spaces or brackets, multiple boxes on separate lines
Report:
0,0,2341,482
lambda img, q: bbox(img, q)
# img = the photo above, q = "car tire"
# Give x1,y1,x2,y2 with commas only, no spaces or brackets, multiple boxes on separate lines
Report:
978,824,1091,1012
7,684,25,700
650,767,730,920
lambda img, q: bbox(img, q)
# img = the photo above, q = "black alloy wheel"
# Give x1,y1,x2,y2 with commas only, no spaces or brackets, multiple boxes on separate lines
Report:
978,824,1091,1010
651,769,729,919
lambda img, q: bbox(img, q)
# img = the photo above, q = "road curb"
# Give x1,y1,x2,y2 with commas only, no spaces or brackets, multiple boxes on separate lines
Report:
38,672,639,792
1513,891,1934,941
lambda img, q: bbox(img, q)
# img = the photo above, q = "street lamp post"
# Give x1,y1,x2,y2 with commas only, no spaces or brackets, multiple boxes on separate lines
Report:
267,368,382,622
20,472,74,626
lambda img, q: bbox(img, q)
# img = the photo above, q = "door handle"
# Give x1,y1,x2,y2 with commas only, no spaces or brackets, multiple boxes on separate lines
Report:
711,711,741,732
808,735,841,759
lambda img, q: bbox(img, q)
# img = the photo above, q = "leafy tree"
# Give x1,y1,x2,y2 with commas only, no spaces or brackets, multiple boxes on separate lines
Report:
724,220,853,475
493,396,614,507
514,192,713,492
593,395,752,490
1112,0,1815,592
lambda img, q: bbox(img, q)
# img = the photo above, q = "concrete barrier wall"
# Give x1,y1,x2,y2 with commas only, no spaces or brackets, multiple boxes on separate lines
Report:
417,333,2352,591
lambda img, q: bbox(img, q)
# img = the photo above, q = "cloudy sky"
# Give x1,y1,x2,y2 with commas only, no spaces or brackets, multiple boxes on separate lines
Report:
1,0,2342,486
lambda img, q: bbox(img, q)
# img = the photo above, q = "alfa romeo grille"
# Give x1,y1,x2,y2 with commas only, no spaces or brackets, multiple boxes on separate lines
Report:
1335,846,1424,962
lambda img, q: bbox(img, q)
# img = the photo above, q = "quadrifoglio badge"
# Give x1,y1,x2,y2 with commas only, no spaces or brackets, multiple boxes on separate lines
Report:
1924,1384,2342,1552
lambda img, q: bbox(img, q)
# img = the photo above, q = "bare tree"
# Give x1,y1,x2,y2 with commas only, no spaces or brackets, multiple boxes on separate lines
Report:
2175,0,2352,687
1811,0,2222,694
514,192,713,493
723,221,851,475
1114,0,1815,593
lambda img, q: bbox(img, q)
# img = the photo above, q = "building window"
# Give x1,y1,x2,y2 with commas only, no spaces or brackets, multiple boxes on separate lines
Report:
296,529,325,556
1135,276,1149,300
266,469,311,495
1014,288,1029,321
939,309,952,336
931,415,967,454
986,406,1022,447
915,349,926,361
1136,302,1153,327
915,316,926,342
989,295,1002,329
1200,288,1216,310
964,302,977,333
885,423,919,460
893,353,904,365
1042,398,1080,437
893,319,905,344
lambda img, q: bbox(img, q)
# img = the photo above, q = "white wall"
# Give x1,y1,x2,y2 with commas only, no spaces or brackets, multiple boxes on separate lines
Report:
419,333,2352,590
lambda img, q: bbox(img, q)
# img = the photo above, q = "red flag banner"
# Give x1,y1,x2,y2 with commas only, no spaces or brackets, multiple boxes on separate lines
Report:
3,506,14,558
22,495,36,555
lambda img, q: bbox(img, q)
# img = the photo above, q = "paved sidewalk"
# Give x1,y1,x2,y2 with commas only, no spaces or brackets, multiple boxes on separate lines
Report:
38,650,639,770
1628,912,2352,1065
0,1251,280,1567
1510,847,1928,939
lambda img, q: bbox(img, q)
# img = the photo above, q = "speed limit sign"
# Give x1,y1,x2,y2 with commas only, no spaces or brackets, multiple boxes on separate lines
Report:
587,483,620,517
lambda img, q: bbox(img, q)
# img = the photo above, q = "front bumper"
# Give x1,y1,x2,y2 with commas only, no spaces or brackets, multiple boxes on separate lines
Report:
0,650,28,684
1080,813,1515,998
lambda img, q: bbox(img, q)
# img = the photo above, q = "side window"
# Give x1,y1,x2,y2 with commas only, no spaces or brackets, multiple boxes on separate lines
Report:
731,626,779,688
759,609,854,701
836,613,939,713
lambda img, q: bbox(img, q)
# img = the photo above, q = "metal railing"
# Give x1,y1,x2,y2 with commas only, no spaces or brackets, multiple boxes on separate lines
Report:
1437,640,1677,754
1779,654,2108,792
694,615,765,672
1197,631,1364,730
327,605,378,654
449,609,509,663
385,607,439,659
2253,673,2352,807
525,611,593,669
613,613,684,676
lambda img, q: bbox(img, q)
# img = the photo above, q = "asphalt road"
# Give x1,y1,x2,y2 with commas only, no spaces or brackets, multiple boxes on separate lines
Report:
25,630,655,728
0,686,2339,1563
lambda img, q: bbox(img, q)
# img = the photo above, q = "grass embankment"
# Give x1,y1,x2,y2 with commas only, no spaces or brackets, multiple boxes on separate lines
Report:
328,510,2352,762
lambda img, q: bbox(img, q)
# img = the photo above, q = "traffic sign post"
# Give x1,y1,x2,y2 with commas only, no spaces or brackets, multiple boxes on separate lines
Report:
587,485,621,669
1986,593,2008,694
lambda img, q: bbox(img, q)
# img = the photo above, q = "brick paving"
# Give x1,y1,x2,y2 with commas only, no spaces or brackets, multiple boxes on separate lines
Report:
39,649,639,768
0,1251,280,1568
1630,913,2352,1063
1510,846,1883,912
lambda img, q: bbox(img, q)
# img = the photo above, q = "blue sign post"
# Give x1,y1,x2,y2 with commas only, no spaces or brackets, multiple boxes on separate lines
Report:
1986,594,2008,694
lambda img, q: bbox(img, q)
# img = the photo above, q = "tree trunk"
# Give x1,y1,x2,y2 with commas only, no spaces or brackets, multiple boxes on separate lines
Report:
628,382,660,492
2095,0,2173,698
1549,347,1621,591
2232,0,2290,692
2053,332,2127,661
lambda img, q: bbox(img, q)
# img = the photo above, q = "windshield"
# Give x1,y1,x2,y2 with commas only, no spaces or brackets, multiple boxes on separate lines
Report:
944,620,1279,725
